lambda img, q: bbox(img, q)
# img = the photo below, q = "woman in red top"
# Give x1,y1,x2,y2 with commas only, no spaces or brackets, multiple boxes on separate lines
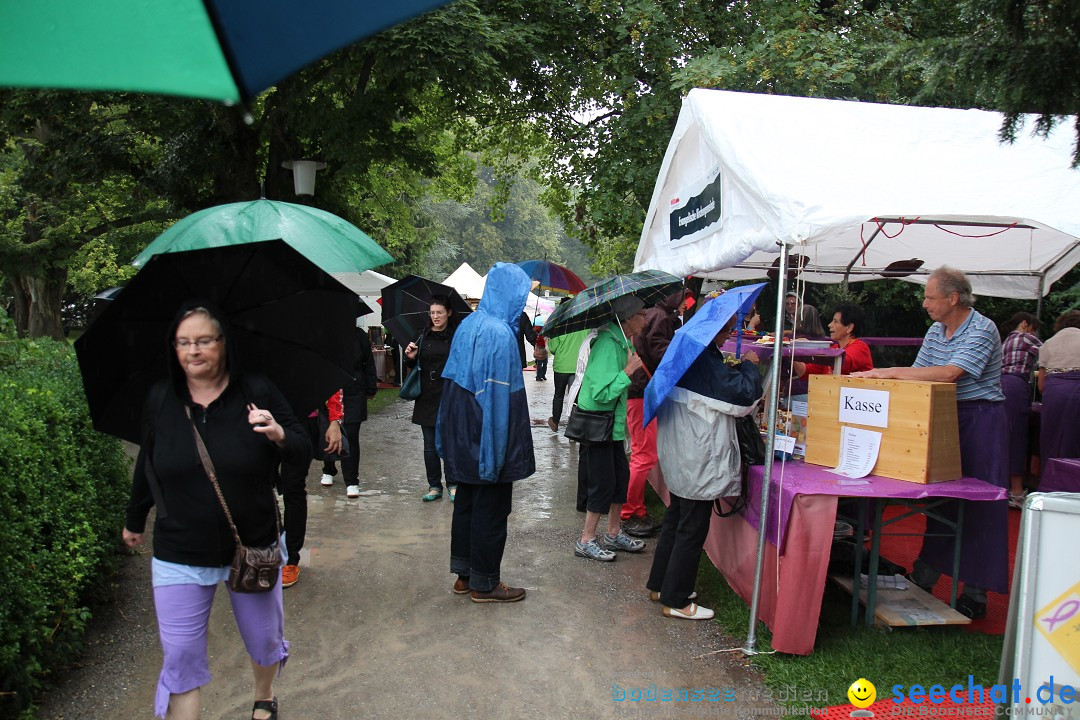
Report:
792,302,873,378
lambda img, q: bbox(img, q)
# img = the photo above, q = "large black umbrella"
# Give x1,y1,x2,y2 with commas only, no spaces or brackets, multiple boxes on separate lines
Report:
75,240,359,443
379,274,471,347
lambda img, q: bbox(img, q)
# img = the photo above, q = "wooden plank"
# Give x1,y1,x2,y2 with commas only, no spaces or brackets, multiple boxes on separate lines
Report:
830,574,972,627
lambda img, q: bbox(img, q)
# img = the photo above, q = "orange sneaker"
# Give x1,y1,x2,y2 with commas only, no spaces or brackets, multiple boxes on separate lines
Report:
281,564,300,588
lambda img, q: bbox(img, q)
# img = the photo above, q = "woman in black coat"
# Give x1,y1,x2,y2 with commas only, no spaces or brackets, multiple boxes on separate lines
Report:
403,295,457,502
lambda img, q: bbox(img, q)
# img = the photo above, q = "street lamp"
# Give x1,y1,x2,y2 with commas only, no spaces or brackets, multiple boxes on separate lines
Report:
281,159,327,196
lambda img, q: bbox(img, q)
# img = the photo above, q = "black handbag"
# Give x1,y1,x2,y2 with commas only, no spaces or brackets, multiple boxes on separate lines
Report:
187,408,280,593
399,334,423,400
735,413,767,465
714,413,766,519
563,404,615,445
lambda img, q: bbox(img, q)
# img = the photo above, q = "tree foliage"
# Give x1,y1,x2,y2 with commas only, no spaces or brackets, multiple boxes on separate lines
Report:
1,0,1077,338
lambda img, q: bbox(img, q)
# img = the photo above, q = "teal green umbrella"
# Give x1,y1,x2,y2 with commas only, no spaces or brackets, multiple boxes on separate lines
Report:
133,199,394,274
0,0,454,104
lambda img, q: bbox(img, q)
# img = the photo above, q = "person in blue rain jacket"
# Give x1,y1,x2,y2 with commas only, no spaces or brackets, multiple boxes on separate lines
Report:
438,262,536,603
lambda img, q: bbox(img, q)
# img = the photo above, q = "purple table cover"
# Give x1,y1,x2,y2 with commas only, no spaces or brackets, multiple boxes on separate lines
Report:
741,461,1006,554
721,339,844,363
1040,458,1080,493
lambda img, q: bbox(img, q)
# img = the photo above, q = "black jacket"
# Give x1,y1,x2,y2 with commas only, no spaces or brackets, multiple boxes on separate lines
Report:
628,290,685,399
126,374,309,567
343,327,379,424
517,313,538,369
407,327,454,426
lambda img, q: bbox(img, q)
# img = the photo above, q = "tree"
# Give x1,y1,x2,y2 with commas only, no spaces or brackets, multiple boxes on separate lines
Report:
457,0,957,268
0,93,177,338
428,162,592,279
918,0,1080,165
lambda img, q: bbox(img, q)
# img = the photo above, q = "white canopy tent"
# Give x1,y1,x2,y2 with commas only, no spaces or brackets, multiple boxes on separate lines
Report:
443,261,557,316
634,89,1080,300
442,262,487,301
633,89,1080,656
331,269,396,328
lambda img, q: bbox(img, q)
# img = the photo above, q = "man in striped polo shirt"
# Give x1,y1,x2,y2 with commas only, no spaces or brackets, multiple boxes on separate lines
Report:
853,267,1007,620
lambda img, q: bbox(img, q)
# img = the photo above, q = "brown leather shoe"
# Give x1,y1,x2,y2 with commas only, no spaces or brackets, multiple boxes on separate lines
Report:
470,582,526,603
452,576,470,594
547,417,559,432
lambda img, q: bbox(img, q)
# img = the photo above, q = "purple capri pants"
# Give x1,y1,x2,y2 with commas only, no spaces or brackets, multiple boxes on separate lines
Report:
152,581,289,719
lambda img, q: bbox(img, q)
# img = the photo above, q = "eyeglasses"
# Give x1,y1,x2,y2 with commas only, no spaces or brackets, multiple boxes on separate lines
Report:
173,336,222,350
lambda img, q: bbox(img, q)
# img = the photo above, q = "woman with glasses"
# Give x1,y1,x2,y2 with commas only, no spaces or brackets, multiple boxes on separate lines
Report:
404,294,458,502
122,300,308,720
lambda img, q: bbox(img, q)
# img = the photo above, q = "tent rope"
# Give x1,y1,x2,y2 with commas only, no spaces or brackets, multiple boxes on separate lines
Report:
932,222,1018,237
859,217,923,266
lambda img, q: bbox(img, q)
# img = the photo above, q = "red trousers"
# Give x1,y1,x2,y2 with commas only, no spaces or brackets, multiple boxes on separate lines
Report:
623,397,658,520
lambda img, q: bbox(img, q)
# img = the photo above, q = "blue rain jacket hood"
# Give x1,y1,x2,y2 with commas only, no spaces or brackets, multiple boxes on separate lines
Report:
438,263,535,483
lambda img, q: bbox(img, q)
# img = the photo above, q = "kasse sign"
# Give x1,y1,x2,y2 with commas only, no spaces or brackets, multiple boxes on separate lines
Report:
838,387,890,429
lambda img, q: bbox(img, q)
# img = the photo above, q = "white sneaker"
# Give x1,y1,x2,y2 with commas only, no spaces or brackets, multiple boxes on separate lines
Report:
320,474,334,487
346,485,360,498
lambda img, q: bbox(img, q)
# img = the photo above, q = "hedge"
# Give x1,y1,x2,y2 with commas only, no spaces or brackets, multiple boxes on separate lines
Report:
0,331,131,718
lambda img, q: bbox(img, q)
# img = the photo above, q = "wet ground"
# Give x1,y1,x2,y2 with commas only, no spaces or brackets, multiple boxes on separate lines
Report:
39,371,767,719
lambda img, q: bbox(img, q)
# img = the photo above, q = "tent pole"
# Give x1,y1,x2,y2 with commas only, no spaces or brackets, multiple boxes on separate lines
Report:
842,223,884,288
743,241,789,656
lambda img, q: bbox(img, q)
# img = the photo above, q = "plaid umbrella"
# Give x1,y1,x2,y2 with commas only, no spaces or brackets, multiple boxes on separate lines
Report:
540,270,683,338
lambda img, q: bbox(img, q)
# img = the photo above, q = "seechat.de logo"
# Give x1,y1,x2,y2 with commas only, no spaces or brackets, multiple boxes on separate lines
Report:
848,678,877,717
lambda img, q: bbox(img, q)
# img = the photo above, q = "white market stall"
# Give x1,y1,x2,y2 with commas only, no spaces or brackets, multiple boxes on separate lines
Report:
442,262,487,302
634,89,1080,301
633,88,1080,654
331,269,396,328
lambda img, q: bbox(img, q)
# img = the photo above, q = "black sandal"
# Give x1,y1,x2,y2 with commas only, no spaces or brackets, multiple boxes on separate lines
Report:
252,696,278,720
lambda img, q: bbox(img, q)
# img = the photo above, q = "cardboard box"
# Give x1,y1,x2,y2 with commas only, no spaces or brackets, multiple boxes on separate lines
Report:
804,375,961,483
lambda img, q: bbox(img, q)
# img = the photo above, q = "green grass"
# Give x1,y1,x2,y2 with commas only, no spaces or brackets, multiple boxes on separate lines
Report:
367,386,403,415
644,487,1002,709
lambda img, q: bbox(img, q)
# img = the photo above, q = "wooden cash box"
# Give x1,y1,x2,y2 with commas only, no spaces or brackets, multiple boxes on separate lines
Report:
804,375,961,483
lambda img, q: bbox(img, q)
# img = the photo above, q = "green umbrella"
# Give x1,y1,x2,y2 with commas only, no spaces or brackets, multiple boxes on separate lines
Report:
0,0,454,104
133,199,394,274
541,270,684,338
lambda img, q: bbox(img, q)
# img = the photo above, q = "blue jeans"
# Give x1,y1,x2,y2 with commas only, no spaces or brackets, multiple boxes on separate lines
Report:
421,425,443,489
450,482,514,591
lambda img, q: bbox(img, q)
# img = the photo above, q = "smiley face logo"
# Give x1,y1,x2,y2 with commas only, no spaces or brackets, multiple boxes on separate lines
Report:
847,678,876,709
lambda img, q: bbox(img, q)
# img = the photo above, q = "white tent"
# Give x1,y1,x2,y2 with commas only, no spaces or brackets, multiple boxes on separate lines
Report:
634,89,1080,300
444,261,558,316
331,269,396,328
442,262,487,300
633,88,1080,656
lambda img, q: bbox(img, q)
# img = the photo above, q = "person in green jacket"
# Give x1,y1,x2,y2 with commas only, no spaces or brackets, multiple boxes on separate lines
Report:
574,294,650,562
547,326,590,432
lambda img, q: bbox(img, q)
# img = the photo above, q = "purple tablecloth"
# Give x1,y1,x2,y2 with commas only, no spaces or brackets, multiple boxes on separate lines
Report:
741,461,1006,554
721,339,844,363
1040,458,1080,493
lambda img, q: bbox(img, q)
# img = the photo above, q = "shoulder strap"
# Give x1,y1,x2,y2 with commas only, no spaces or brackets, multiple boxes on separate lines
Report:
185,406,280,543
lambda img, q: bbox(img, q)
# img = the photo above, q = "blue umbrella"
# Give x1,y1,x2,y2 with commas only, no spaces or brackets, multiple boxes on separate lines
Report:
643,283,767,425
